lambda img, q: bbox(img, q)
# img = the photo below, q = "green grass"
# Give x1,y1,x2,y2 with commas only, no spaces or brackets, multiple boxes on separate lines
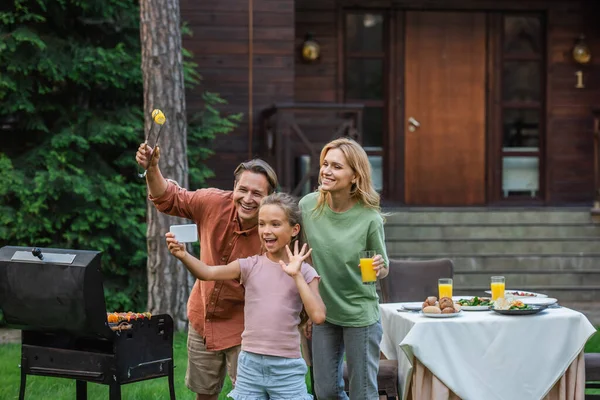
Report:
3,328,597,399
0,332,233,400
0,331,313,400
586,329,600,353
586,329,600,395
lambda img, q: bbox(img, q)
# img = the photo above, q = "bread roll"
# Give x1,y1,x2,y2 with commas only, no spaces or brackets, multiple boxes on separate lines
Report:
424,296,437,306
439,297,454,310
423,306,441,314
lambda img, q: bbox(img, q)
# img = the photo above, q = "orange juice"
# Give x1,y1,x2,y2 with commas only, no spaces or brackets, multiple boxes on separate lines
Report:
359,258,377,284
491,281,506,301
438,283,453,298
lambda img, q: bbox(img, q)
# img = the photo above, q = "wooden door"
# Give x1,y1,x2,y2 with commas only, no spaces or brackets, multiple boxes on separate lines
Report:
404,12,486,205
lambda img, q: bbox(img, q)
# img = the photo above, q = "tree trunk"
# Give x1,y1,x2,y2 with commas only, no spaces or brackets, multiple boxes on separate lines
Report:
140,0,191,331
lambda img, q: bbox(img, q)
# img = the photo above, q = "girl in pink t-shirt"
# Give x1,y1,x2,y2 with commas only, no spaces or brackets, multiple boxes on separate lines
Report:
166,192,326,400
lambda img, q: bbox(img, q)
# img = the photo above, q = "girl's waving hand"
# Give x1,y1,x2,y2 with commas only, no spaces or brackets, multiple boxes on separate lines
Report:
279,242,313,277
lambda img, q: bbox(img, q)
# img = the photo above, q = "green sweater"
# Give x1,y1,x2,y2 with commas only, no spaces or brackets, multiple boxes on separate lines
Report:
299,192,389,327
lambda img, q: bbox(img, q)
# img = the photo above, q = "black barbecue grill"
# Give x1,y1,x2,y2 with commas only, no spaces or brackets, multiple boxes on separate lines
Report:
0,246,176,400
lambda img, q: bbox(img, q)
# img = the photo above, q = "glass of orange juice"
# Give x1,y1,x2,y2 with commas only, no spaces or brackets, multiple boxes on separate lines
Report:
438,278,453,298
359,251,377,285
491,276,505,301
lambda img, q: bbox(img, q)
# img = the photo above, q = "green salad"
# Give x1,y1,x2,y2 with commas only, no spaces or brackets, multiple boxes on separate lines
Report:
508,301,533,310
457,297,493,306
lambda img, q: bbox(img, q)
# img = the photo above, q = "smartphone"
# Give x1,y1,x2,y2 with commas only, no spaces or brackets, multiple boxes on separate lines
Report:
169,224,198,243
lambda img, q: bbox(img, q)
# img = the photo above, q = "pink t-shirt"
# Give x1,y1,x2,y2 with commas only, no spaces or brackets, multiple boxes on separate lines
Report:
238,254,319,358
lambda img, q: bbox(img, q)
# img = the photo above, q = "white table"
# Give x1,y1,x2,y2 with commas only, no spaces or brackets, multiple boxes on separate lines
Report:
380,303,596,400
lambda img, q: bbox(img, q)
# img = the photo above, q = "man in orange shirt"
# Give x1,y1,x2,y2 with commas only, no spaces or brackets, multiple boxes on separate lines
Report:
136,143,278,400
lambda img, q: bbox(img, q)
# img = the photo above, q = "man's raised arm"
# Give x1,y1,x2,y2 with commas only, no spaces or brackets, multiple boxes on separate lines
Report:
135,143,168,198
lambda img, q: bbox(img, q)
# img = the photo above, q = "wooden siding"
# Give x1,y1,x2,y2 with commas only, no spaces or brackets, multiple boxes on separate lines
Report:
294,0,600,205
295,1,338,102
180,0,600,205
180,0,295,189
546,3,600,204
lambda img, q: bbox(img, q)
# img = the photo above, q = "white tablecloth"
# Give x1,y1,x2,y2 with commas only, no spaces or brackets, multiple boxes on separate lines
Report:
380,303,596,400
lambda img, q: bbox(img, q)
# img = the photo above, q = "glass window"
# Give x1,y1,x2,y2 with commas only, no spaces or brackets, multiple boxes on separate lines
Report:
362,107,383,147
500,14,543,200
503,109,540,149
346,14,384,53
344,12,386,193
345,59,383,100
368,155,383,192
503,16,541,55
502,61,541,102
502,156,539,198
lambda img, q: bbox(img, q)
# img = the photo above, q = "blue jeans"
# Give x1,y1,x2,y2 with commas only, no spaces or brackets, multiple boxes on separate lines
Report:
228,351,313,400
312,320,383,400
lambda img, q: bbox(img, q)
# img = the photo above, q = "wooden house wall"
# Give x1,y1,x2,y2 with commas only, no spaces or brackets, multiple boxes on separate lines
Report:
180,0,600,205
294,0,600,205
180,0,295,189
546,2,600,204
295,1,339,103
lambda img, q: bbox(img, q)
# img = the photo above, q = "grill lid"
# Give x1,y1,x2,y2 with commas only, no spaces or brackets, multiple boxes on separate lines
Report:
0,246,112,338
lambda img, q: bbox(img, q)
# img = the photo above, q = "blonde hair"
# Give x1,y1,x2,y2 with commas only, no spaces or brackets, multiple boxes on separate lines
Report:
314,137,381,215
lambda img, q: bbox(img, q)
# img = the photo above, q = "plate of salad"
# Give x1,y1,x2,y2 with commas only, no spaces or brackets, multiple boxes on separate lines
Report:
491,298,547,315
456,296,493,311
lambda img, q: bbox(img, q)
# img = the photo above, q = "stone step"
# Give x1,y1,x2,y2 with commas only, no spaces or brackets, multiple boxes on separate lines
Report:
385,224,600,239
396,254,600,273
386,238,599,254
453,272,600,287
383,208,592,225
452,287,600,302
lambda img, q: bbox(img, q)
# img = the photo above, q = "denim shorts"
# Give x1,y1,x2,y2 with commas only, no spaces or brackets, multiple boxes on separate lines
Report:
228,350,313,400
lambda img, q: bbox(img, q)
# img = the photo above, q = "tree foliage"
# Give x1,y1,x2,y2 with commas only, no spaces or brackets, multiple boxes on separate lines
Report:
0,1,240,319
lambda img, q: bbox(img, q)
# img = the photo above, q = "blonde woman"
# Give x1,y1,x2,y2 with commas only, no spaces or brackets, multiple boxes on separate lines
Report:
299,137,389,400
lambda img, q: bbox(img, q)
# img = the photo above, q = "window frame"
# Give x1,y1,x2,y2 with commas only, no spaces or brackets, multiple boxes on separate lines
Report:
340,10,392,196
488,12,547,204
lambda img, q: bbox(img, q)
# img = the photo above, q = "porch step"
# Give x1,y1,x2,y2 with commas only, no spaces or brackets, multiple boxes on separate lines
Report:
452,287,600,302
384,208,593,225
382,207,600,308
386,238,599,254
454,271,600,287
386,224,600,239
440,254,600,272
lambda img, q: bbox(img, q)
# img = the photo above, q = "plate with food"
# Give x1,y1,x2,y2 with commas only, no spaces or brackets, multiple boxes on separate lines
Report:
456,296,493,311
491,298,546,315
484,289,548,298
420,296,462,318
421,310,462,318
521,297,558,307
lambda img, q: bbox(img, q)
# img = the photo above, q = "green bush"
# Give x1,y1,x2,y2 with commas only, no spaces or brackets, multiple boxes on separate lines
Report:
0,1,239,313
